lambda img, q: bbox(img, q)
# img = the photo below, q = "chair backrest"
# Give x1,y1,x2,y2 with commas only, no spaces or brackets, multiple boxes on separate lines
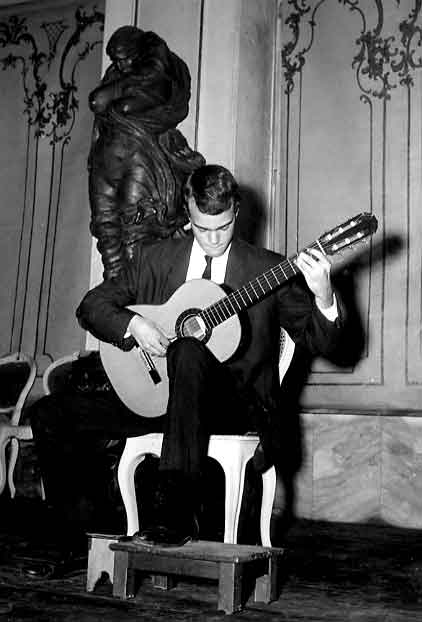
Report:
0,352,37,425
278,328,295,385
43,352,79,395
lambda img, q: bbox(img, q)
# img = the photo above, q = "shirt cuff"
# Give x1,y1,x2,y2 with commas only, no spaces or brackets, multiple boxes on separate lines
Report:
124,314,137,338
122,318,136,351
316,293,338,322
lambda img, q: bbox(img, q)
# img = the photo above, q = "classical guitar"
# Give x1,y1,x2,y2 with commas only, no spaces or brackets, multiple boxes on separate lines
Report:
100,212,378,417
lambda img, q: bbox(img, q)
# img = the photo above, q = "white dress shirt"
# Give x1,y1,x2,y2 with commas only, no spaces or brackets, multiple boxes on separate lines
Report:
185,238,230,284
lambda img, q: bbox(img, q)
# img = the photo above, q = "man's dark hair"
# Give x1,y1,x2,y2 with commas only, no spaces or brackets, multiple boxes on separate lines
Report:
184,164,241,215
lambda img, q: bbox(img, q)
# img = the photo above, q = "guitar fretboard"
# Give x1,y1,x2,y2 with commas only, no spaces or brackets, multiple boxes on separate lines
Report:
199,242,322,329
197,211,377,330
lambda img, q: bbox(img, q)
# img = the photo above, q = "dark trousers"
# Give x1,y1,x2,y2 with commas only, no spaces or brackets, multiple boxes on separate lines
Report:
30,338,255,536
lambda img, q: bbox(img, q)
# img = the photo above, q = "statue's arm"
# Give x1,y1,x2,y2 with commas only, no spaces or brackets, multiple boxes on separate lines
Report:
89,174,125,280
89,50,171,115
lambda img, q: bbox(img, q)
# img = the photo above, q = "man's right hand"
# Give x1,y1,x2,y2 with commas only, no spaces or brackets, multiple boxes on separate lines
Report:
127,315,169,357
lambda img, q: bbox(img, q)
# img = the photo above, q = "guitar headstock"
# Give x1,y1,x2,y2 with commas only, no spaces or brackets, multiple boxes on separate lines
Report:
319,213,378,256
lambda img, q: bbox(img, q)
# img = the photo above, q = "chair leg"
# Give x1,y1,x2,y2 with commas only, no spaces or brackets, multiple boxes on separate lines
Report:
217,449,254,544
118,451,145,535
4,425,33,498
0,426,9,496
8,437,19,498
208,437,258,544
260,467,276,547
220,458,242,544
118,434,164,536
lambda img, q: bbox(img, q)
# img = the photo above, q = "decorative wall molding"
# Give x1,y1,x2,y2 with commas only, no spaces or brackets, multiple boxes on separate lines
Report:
279,1,422,406
0,2,103,370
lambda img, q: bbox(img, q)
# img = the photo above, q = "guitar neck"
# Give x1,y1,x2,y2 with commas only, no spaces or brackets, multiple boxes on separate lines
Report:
198,212,378,330
200,247,309,330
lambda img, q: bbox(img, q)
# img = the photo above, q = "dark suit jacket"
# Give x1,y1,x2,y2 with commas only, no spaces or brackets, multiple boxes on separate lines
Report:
77,235,348,415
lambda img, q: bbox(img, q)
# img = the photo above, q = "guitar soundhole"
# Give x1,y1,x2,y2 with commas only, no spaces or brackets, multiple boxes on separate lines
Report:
175,308,211,344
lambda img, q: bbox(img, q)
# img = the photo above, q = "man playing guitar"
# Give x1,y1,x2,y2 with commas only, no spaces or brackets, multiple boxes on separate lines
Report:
31,164,352,552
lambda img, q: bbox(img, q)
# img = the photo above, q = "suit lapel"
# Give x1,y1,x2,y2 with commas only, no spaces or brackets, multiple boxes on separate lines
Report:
225,239,249,288
166,236,194,290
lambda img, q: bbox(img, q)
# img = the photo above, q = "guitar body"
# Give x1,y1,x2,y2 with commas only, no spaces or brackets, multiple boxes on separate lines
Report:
99,279,242,417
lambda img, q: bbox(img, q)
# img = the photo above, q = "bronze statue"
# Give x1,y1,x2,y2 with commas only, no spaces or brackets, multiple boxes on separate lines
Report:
88,25,205,279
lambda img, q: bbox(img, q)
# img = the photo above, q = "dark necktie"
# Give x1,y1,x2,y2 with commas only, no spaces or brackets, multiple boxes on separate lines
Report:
202,255,212,279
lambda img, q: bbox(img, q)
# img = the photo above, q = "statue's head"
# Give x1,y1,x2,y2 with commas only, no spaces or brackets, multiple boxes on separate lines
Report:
106,26,145,74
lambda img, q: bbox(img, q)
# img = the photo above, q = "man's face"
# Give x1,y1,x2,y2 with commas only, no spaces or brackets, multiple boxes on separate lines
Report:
187,198,237,257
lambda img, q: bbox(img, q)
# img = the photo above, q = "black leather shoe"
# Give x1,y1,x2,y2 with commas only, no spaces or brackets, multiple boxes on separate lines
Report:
129,470,200,547
131,507,199,548
132,525,193,547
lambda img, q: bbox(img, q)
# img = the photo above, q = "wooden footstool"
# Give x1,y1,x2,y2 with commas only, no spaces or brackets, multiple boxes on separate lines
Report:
110,539,284,614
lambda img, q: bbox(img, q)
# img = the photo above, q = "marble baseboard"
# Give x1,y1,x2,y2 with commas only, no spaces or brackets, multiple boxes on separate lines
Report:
381,417,422,528
295,411,422,528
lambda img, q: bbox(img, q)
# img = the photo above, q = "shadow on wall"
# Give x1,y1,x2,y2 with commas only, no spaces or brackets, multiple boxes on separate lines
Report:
236,185,267,246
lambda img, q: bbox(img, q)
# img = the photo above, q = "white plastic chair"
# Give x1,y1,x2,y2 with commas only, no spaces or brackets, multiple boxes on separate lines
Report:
117,329,295,547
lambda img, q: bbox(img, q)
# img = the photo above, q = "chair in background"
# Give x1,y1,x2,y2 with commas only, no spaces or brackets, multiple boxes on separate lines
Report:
117,328,296,547
0,351,79,499
42,352,79,395
0,352,37,497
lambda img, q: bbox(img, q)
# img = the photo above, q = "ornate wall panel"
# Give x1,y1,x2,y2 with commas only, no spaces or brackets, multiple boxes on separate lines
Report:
279,0,422,410
0,0,104,374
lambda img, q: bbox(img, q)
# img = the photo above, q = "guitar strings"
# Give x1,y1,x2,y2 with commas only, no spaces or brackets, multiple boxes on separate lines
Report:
200,239,326,329
194,214,372,331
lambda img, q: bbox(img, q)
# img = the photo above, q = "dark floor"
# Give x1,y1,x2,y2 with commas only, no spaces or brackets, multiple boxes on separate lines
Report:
0,496,422,621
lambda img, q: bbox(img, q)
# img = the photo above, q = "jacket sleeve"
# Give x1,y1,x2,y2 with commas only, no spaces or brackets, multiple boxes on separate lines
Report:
76,265,138,350
277,275,351,366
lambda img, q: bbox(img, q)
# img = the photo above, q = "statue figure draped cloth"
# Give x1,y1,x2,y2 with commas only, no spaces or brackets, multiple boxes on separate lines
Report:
88,25,205,279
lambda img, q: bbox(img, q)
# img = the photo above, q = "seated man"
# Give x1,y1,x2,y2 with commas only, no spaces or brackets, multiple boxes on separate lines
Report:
30,164,351,559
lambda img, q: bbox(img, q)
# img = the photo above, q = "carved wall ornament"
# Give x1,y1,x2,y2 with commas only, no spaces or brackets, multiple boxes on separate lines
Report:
0,5,104,367
281,0,422,99
0,7,104,143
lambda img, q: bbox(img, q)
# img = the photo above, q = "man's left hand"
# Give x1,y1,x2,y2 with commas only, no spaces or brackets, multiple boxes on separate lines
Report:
295,248,334,309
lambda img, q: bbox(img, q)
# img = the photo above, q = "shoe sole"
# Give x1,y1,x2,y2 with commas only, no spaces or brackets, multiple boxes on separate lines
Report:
131,535,192,548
